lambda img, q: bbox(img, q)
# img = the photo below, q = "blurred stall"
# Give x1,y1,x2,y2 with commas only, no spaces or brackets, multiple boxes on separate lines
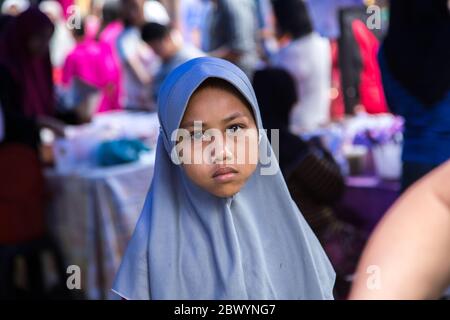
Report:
300,113,402,235
43,111,158,299
45,160,153,299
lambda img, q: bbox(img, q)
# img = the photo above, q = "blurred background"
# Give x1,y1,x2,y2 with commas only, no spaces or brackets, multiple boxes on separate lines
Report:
0,0,449,300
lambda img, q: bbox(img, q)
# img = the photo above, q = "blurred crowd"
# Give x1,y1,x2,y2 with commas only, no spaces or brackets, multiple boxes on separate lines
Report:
0,0,391,129
0,0,449,300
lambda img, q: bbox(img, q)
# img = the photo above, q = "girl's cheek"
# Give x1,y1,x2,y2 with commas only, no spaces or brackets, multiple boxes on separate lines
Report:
242,130,259,165
184,163,214,188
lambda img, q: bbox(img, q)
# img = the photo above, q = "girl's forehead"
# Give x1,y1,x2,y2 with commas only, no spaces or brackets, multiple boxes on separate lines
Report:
182,86,256,123
182,87,253,123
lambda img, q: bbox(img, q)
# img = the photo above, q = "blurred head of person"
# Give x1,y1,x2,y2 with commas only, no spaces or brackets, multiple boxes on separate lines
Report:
9,8,55,58
143,0,170,26
252,67,297,130
102,0,121,26
271,0,313,40
141,22,181,61
1,0,29,16
120,0,145,27
0,8,55,116
38,0,64,25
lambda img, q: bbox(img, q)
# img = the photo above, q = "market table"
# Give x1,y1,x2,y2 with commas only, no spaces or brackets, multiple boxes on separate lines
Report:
45,159,154,299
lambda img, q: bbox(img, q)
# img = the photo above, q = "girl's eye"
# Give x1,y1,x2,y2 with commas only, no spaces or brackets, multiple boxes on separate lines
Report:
227,124,244,134
191,131,207,141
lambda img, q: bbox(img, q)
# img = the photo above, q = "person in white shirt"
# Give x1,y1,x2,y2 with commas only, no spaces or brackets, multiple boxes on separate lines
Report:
39,0,75,69
271,0,331,133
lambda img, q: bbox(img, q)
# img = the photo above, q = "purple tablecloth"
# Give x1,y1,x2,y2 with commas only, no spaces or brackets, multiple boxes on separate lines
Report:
335,176,401,235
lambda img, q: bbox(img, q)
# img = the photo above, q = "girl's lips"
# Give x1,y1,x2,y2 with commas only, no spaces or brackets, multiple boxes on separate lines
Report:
212,167,239,183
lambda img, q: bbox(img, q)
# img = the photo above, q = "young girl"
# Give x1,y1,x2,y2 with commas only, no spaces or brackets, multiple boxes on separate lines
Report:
112,57,335,299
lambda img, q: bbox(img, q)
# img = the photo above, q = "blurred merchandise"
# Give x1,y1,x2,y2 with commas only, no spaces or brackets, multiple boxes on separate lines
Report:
50,111,159,174
301,113,404,179
96,138,149,167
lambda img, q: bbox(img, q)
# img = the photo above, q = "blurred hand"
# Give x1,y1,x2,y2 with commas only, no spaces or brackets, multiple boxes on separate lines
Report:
36,115,66,137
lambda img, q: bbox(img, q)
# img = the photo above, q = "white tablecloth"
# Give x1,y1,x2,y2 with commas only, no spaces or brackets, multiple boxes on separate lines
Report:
45,161,154,299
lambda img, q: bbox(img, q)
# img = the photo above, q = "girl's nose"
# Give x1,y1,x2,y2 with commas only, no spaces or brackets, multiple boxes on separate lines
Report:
213,144,233,164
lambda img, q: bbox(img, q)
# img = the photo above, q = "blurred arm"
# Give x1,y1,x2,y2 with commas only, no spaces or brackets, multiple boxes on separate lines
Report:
349,160,450,299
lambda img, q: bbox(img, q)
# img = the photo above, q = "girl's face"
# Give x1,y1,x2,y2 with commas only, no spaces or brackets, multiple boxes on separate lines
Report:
177,86,259,198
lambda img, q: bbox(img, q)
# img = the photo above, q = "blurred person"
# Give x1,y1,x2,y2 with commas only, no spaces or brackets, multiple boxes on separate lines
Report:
300,1,388,118
305,0,363,39
98,0,124,110
61,18,122,117
0,7,64,148
39,0,75,77
0,103,4,143
253,67,366,298
254,0,278,61
141,22,204,101
0,8,65,270
0,15,9,131
349,160,450,299
117,0,159,110
1,0,29,16
59,0,73,19
83,1,102,41
98,0,123,54
202,0,259,78
305,0,362,120
271,0,331,133
336,6,388,116
112,57,335,300
378,0,450,191
351,19,387,115
98,0,122,36
143,0,170,26
0,12,13,31
178,0,206,48
178,0,223,50
159,0,179,26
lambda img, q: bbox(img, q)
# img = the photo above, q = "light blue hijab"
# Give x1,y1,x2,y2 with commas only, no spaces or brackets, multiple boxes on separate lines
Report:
112,57,335,300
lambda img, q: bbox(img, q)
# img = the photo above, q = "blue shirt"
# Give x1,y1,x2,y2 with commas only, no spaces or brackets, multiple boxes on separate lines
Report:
202,0,259,77
153,46,204,101
378,48,450,165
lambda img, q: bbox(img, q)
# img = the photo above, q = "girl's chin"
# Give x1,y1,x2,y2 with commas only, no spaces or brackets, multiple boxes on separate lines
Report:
208,184,241,198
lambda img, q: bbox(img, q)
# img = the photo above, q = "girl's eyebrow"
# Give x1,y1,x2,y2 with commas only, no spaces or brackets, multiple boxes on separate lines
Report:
180,120,206,128
180,120,208,128
180,112,247,128
222,112,247,123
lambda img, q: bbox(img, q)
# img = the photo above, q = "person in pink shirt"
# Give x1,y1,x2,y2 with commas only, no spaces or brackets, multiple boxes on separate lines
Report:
62,19,122,114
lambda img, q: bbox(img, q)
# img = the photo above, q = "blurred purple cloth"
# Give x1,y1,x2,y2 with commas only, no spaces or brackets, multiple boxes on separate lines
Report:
334,176,400,235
